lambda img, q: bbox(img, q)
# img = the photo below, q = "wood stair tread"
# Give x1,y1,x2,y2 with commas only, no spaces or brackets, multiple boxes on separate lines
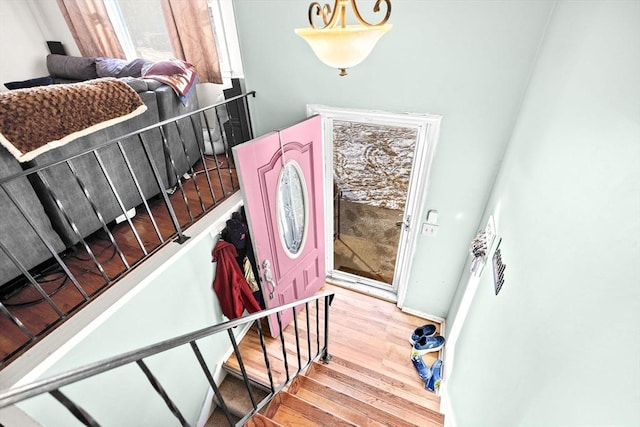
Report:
306,362,444,426
264,391,358,426
287,375,417,427
327,354,441,410
245,413,284,427
223,329,314,387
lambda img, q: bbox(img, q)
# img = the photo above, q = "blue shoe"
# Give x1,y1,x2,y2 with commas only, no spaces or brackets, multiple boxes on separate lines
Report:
412,335,445,354
410,351,432,383
426,359,443,392
409,324,437,345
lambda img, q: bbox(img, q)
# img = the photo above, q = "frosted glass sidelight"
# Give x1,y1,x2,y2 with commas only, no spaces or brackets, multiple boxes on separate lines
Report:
277,162,307,256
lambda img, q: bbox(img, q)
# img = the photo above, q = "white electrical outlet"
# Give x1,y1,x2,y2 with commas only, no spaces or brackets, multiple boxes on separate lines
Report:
421,223,438,236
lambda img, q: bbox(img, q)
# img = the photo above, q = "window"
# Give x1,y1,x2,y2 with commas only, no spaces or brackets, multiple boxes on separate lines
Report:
104,0,243,81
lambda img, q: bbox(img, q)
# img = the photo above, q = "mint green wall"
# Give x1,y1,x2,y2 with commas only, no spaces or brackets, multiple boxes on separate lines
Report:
234,0,555,317
18,235,231,426
445,1,640,425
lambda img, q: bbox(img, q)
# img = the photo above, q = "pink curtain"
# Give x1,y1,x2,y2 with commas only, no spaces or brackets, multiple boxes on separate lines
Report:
161,0,223,84
56,0,125,58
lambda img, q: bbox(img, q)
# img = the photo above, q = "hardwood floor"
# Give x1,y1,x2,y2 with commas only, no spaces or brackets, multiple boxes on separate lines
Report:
0,156,238,366
224,283,444,423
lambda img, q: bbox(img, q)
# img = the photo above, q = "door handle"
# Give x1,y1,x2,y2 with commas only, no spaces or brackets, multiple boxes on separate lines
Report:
262,260,276,299
396,214,411,229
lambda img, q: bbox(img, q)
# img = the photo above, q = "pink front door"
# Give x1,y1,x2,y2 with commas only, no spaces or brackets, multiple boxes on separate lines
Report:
232,115,326,337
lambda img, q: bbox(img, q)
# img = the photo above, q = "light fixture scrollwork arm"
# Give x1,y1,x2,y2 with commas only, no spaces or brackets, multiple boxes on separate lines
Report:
308,0,391,29
350,0,391,27
308,1,341,29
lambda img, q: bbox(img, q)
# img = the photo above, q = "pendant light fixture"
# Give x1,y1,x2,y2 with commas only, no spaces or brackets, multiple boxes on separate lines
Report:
295,0,392,76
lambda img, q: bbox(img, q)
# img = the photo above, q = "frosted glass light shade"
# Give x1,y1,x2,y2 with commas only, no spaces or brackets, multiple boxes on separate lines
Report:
295,24,392,74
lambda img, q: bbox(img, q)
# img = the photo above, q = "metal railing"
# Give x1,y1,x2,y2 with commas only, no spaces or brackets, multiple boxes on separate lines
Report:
0,91,256,366
0,292,335,427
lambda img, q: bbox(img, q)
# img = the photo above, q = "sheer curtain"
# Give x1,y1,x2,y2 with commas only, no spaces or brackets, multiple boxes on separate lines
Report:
161,0,223,84
56,0,125,58
56,0,223,84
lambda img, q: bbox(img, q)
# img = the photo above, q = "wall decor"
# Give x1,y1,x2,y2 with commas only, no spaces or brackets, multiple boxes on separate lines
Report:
469,215,497,276
492,238,506,295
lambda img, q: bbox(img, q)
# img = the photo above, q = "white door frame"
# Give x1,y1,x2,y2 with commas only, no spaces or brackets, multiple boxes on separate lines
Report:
307,105,442,307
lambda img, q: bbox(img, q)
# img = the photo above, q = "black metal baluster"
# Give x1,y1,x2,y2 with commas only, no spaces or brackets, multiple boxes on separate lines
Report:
292,307,302,375
254,319,275,393
275,312,290,383
0,301,35,340
315,299,321,358
50,389,100,427
174,119,206,213
137,133,189,244
115,139,164,244
65,159,131,269
202,108,230,199
159,126,194,223
189,114,217,206
189,341,235,427
227,330,257,410
0,240,65,318
37,171,111,283
305,302,312,363
92,151,148,257
220,102,237,191
0,183,88,302
242,94,256,141
136,360,190,427
322,295,332,363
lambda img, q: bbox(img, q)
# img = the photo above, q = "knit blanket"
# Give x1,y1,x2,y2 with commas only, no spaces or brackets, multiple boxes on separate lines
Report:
0,78,147,162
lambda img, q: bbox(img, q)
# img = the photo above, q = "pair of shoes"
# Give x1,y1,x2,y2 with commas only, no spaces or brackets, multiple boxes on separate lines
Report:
426,359,443,392
409,323,437,345
412,334,445,354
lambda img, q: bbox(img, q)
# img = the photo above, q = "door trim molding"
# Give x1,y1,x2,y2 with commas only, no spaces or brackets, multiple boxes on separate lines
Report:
307,105,442,307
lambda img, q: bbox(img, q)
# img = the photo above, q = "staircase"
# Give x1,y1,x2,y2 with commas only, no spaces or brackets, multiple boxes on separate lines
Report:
208,353,444,426
1,286,445,427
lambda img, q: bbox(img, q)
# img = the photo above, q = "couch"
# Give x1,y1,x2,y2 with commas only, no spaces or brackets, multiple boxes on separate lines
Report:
0,54,206,289
0,146,67,288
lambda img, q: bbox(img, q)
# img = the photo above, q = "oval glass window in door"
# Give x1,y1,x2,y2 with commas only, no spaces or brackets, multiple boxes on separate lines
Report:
277,161,308,257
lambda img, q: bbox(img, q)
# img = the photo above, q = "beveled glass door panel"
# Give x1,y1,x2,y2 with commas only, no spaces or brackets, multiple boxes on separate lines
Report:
277,161,308,257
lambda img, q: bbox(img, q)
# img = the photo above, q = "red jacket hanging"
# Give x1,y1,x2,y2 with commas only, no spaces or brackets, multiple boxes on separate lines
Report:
212,240,262,319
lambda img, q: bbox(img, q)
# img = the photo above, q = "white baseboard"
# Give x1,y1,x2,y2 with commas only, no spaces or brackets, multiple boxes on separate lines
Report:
325,276,398,303
400,306,446,331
